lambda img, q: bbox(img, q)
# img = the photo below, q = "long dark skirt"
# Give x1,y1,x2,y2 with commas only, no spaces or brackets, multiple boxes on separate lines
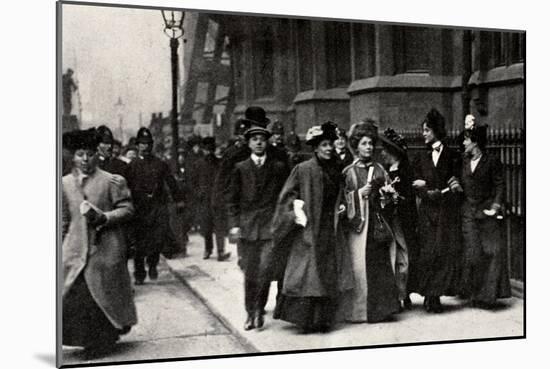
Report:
275,295,336,330
63,273,120,348
275,210,338,330
461,205,512,304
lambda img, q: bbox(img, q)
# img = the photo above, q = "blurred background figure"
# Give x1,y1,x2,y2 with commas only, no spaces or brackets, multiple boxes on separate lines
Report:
196,137,231,261
268,120,285,149
334,127,354,169
122,145,138,163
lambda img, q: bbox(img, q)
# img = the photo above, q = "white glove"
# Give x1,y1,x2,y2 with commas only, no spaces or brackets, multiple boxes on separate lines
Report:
293,199,307,227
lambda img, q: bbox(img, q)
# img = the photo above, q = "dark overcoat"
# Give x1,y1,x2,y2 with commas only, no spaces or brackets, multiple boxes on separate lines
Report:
125,155,180,255
195,154,222,225
413,145,463,296
226,155,288,241
270,157,354,297
460,154,511,302
62,169,137,329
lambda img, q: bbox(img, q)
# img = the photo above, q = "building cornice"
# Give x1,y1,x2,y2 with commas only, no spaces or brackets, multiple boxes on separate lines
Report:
347,74,462,95
469,63,524,87
293,88,350,104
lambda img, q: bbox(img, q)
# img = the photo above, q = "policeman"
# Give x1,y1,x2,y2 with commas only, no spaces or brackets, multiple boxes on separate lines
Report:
125,127,182,285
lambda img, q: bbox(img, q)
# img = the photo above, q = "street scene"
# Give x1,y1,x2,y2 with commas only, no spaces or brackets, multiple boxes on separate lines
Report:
58,1,525,367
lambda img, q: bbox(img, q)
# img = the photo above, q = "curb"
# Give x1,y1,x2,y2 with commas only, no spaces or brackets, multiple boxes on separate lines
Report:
165,259,260,354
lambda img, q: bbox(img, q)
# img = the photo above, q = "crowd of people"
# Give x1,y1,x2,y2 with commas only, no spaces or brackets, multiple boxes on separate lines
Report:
61,105,512,355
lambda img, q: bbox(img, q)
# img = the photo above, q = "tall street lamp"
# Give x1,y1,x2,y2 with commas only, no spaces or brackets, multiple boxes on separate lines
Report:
161,9,185,167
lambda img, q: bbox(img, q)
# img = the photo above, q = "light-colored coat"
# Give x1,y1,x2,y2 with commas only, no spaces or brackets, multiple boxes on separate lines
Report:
62,168,137,329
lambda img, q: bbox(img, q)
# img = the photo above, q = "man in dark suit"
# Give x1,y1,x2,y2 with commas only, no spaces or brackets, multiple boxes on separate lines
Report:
226,121,288,331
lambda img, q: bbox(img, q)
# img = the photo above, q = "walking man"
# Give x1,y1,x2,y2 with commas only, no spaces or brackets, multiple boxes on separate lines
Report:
226,120,288,330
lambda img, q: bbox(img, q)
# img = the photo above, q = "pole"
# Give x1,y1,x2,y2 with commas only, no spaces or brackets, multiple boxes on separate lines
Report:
462,30,472,120
170,37,180,167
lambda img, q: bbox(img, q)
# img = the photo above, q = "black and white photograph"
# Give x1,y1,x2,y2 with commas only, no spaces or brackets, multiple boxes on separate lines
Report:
55,0,528,366
8,0,550,368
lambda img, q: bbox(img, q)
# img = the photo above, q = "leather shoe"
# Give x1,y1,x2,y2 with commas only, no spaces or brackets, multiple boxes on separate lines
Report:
244,315,255,331
148,266,158,280
217,252,231,261
254,311,264,329
203,251,211,260
135,278,144,286
403,296,412,310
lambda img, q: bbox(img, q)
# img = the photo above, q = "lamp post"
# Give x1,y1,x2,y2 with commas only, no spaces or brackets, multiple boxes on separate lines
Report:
161,9,185,167
115,96,124,144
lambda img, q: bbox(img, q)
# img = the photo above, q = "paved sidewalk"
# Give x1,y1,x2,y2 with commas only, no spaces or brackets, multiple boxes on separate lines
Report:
62,259,251,366
165,234,524,354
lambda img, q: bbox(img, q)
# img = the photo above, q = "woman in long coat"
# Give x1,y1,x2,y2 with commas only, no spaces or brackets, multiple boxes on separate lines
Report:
271,121,353,333
460,121,511,307
412,109,463,313
340,120,401,323
379,128,418,311
62,128,137,352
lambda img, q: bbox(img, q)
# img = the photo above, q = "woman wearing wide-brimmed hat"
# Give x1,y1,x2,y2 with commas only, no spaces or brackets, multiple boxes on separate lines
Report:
339,119,401,323
459,115,511,308
61,128,137,354
271,121,353,333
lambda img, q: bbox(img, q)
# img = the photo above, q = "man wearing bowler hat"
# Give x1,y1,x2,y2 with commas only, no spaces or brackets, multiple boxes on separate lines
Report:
226,117,288,331
125,127,182,285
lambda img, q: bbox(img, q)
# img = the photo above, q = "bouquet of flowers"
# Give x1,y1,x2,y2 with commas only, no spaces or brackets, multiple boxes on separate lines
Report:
379,177,401,208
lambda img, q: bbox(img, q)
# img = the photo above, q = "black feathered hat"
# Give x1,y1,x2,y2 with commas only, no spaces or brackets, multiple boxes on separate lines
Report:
305,121,338,146
62,128,100,152
379,128,408,159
